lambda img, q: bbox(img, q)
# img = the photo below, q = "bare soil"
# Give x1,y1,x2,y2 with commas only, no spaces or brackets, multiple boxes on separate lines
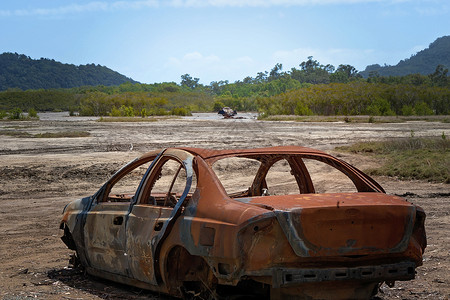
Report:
0,116,449,299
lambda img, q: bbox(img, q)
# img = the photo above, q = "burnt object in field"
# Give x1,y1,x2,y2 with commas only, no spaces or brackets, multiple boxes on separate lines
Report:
218,106,237,118
60,146,426,299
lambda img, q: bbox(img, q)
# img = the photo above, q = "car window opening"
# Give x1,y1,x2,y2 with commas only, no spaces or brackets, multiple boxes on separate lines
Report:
106,160,154,203
212,155,358,199
146,158,196,207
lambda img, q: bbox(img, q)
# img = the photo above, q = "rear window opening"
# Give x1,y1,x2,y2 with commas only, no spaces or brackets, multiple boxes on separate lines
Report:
302,159,357,193
211,154,359,198
264,159,300,195
212,157,260,196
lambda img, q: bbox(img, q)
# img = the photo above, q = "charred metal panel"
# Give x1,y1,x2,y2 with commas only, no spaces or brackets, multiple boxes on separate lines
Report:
272,193,416,257
199,226,216,246
62,194,96,267
126,205,171,285
270,261,416,288
275,210,311,257
150,152,195,283
84,203,130,276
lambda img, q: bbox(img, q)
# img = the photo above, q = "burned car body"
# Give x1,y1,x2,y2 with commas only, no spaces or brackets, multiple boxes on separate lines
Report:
218,106,237,118
60,146,426,299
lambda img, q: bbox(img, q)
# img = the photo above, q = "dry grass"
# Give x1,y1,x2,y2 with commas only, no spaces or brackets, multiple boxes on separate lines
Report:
336,137,450,183
97,116,180,122
260,115,450,123
0,130,90,138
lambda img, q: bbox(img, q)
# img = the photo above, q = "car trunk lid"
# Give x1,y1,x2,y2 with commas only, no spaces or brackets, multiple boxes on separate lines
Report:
247,193,415,257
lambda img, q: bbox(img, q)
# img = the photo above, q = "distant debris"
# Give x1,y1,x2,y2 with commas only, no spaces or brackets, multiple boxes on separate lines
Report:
218,107,237,118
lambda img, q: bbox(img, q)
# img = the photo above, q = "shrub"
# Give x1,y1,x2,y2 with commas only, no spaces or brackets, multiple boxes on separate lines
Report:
294,101,313,115
28,108,38,118
414,102,433,115
8,108,23,120
213,100,225,112
69,107,76,116
365,97,395,116
109,106,122,117
170,107,192,116
401,105,415,116
120,105,135,117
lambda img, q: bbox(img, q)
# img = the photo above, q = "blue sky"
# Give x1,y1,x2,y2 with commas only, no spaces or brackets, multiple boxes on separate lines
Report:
1,0,449,84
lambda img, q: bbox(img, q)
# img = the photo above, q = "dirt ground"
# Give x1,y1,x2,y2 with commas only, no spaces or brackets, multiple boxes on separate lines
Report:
0,114,449,300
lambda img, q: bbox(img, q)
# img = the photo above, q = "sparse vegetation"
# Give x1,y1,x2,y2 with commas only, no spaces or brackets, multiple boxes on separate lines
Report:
258,115,450,123
0,130,90,138
0,50,448,119
337,136,450,183
27,108,38,119
34,131,90,138
7,108,24,120
97,117,163,122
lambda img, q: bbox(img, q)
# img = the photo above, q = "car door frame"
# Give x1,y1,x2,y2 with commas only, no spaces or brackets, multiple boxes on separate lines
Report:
81,151,161,277
129,149,195,285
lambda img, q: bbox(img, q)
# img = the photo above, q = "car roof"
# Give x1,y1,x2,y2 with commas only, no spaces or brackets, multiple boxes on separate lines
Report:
134,146,385,193
177,145,328,160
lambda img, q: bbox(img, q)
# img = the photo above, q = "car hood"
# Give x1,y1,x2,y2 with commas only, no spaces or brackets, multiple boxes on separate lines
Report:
243,193,416,257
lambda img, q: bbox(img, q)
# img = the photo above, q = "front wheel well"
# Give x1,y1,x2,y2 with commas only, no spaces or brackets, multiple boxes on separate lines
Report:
60,223,77,251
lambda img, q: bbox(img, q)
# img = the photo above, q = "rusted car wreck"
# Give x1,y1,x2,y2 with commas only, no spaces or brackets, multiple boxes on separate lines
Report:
60,146,426,299
218,106,237,118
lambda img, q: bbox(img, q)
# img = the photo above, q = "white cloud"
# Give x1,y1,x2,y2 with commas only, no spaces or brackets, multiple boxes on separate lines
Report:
236,56,254,64
163,52,262,83
0,1,159,17
414,4,449,16
167,0,409,8
1,0,428,17
168,52,221,68
180,52,221,63
125,44,419,83
183,52,203,60
161,47,410,83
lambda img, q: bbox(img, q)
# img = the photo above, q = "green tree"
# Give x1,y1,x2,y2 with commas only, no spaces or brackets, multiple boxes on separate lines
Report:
291,56,332,84
401,105,415,116
255,71,268,83
414,102,433,115
268,63,283,81
429,65,449,86
331,64,360,83
181,74,200,89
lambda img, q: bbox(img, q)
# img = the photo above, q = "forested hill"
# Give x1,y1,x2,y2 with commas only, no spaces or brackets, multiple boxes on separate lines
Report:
0,52,137,91
360,36,450,77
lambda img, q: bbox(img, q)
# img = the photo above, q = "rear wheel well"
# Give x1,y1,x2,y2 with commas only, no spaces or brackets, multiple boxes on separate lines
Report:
165,247,270,299
165,246,217,298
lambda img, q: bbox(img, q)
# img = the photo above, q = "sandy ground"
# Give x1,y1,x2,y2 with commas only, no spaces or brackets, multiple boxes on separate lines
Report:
0,114,449,299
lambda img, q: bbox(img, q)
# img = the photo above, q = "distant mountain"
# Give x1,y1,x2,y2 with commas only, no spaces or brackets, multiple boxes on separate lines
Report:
360,36,450,78
0,52,138,91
